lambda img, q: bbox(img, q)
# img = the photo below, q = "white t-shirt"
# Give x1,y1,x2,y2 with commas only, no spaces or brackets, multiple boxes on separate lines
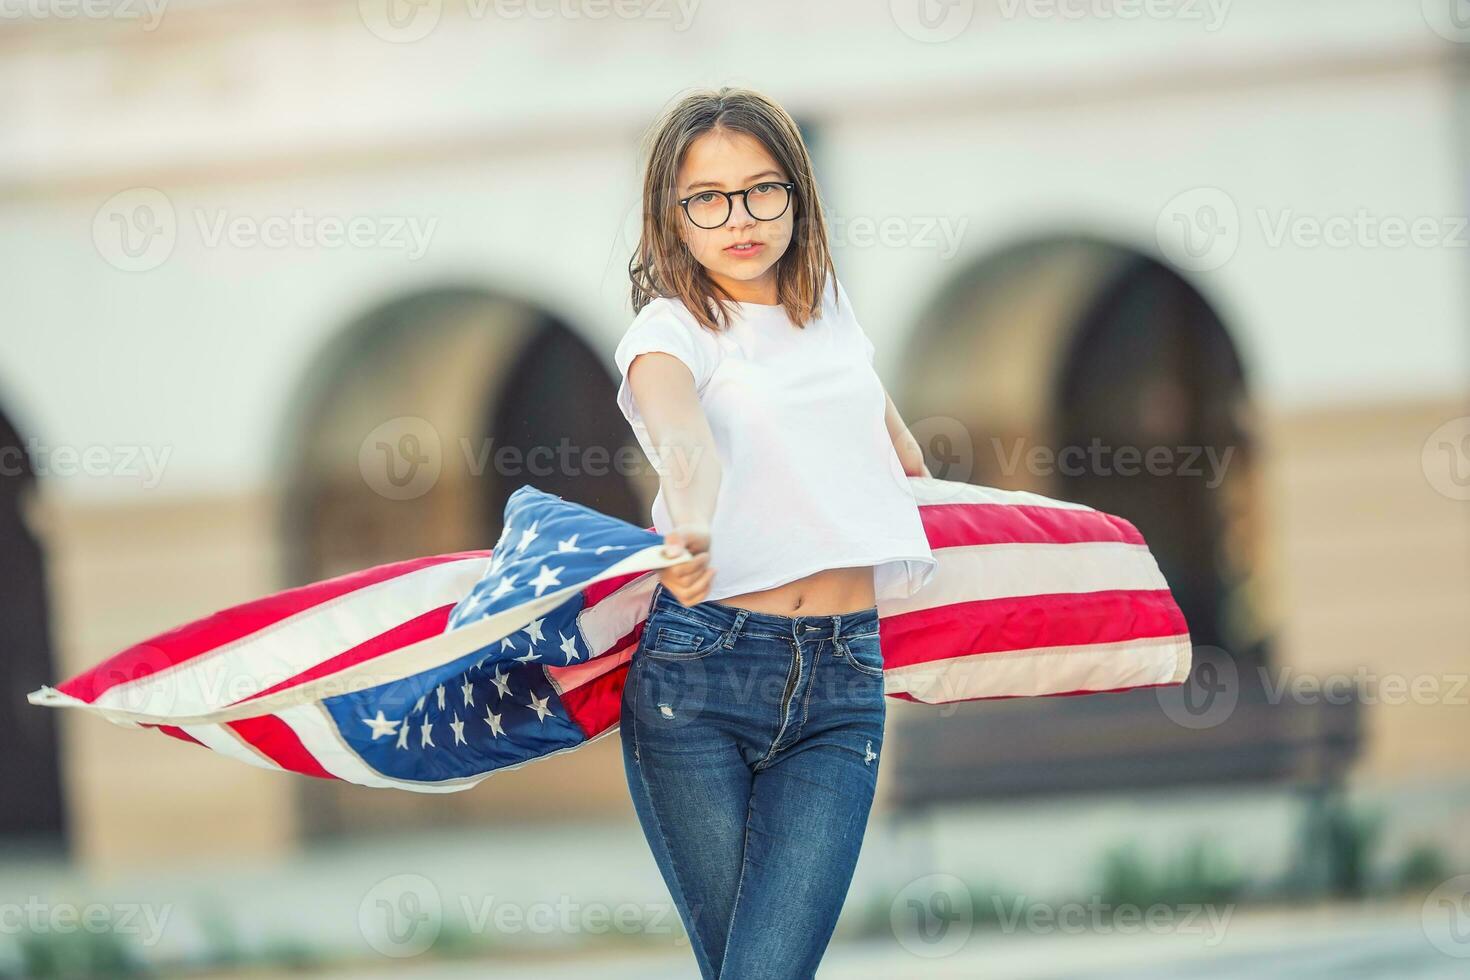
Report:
613,276,937,604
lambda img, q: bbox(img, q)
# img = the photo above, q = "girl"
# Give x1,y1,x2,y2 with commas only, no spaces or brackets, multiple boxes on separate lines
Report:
614,86,937,979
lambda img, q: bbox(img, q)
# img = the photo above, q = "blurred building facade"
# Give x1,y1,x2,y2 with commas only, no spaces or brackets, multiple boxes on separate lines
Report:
1,0,1466,868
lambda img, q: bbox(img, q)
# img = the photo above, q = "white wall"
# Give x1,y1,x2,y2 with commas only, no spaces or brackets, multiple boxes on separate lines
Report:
0,0,1462,503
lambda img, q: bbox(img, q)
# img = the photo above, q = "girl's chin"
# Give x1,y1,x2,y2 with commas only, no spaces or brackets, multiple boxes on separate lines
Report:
719,256,776,276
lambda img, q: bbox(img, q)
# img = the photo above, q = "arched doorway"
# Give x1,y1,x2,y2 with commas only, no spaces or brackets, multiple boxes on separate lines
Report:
276,286,642,836
0,405,67,853
898,235,1271,678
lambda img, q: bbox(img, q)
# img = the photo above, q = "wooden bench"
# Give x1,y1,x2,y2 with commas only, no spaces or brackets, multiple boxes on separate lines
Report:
886,673,1364,896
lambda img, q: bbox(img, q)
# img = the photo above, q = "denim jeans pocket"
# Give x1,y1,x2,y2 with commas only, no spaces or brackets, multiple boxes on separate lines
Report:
642,611,725,662
837,631,885,677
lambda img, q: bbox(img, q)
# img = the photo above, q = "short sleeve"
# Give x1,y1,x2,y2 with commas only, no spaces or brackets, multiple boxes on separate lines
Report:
834,278,875,365
614,308,717,428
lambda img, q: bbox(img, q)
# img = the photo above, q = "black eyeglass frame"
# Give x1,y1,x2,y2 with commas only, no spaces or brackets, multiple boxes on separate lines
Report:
676,181,797,230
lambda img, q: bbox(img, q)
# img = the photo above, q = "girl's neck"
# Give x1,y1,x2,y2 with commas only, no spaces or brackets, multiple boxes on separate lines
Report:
710,271,778,306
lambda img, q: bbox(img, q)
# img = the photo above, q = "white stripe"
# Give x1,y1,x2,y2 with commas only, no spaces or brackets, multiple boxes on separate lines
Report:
883,634,1193,702
178,723,283,772
908,477,1097,511
882,539,1171,616
92,556,491,714
545,643,632,697
55,543,684,726
575,572,658,658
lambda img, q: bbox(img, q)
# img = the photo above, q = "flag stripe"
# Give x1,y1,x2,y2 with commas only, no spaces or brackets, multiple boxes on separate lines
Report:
85,556,491,713
883,634,1191,702
229,606,456,707
918,501,1146,549
227,715,336,780
548,645,633,738
61,551,490,704
880,589,1189,669
881,539,1171,617
178,723,282,772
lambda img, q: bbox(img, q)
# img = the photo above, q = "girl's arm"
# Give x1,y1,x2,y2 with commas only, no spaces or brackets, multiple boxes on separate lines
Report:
624,350,722,602
880,386,931,478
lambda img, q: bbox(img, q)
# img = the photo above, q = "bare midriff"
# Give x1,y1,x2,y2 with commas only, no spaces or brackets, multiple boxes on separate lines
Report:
712,565,876,617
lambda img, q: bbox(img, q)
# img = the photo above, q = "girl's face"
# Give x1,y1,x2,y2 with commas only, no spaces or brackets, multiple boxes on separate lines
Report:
674,128,795,304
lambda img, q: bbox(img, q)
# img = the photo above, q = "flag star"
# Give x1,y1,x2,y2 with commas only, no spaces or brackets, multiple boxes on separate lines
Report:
521,617,546,645
483,706,504,738
461,680,475,707
436,685,446,710
413,695,426,714
528,691,553,722
362,711,400,740
559,631,582,662
514,648,541,664
396,721,411,750
500,637,517,652
420,717,435,748
489,575,517,601
450,714,467,745
514,520,541,554
529,563,563,597
556,534,581,552
490,665,513,699
595,545,615,554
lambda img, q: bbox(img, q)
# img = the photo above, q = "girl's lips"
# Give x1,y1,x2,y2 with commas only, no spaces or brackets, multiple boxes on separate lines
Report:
725,242,765,258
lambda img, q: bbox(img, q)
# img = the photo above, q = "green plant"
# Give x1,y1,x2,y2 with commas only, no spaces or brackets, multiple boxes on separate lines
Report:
17,928,151,979
1394,843,1449,893
1098,837,1245,908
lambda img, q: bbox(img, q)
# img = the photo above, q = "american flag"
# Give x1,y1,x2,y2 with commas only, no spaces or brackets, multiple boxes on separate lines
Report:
28,477,1191,793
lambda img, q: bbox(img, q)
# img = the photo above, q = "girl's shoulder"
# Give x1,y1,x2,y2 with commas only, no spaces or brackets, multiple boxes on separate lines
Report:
625,295,731,355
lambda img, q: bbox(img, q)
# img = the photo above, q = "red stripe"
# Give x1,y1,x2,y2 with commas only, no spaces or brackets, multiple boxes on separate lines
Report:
227,605,455,707
880,590,1188,670
148,724,204,746
558,655,630,740
59,550,491,704
919,502,1145,549
226,715,336,779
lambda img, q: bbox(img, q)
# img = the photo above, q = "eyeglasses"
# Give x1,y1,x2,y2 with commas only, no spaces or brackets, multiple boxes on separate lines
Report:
677,181,795,230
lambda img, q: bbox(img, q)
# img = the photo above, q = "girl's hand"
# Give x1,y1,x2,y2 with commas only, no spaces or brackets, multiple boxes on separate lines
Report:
659,524,714,606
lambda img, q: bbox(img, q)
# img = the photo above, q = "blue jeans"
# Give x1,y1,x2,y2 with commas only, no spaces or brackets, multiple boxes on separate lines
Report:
620,581,887,979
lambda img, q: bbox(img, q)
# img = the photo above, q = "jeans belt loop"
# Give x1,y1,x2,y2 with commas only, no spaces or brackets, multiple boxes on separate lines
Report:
722,609,747,649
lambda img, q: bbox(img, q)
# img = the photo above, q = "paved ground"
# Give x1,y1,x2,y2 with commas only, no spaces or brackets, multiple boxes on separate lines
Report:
296,901,1462,979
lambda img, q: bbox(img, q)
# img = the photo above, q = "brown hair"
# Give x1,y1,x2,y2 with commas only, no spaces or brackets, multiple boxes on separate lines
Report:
627,86,836,335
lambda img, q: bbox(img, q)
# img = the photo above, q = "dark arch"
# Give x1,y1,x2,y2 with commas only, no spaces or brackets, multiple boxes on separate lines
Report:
898,233,1271,675
275,284,643,835
1054,248,1265,671
0,405,67,852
